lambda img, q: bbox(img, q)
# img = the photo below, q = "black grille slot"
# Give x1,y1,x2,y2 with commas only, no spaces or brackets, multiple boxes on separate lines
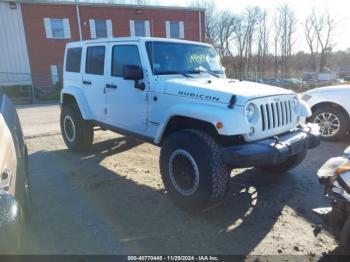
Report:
266,104,271,129
288,101,292,123
276,102,280,127
260,105,265,131
271,103,276,128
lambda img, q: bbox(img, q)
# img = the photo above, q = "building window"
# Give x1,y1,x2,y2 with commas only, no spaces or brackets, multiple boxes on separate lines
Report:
65,47,82,73
112,45,142,77
85,46,106,75
166,21,184,39
89,19,113,39
51,65,63,85
44,18,71,39
129,20,150,37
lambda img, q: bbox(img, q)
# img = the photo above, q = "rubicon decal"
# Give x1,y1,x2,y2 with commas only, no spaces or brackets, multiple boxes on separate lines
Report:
178,91,220,102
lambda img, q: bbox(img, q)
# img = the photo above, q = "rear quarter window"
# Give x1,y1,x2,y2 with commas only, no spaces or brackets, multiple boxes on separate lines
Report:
65,47,82,73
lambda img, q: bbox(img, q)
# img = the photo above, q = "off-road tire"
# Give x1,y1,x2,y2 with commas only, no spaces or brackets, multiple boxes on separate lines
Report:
310,105,349,141
339,217,350,255
261,150,307,174
160,129,231,213
60,104,94,152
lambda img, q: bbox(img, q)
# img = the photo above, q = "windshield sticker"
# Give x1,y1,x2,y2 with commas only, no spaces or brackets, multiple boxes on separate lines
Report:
178,91,220,102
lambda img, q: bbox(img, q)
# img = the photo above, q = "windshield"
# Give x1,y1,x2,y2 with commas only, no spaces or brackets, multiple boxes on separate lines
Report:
145,41,224,76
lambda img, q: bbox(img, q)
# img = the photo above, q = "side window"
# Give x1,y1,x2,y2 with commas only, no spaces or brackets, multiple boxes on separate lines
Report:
85,46,105,75
66,47,82,73
111,45,142,77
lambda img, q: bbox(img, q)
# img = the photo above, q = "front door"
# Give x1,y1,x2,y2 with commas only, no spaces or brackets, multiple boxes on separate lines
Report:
82,44,107,120
105,43,147,132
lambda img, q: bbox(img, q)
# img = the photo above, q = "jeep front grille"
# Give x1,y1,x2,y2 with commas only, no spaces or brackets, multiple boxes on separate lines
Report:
260,100,293,131
244,95,298,142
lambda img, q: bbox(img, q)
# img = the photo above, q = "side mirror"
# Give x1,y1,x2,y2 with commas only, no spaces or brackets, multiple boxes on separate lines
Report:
122,65,145,91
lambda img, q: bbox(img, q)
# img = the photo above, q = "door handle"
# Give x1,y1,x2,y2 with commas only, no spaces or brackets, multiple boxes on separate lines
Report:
82,80,92,85
106,84,117,89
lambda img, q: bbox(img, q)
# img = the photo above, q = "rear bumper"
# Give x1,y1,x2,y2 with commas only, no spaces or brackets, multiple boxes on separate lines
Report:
222,124,320,168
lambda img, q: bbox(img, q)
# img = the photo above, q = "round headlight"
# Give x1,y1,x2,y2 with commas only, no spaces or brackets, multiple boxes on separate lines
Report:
245,103,256,123
292,97,298,112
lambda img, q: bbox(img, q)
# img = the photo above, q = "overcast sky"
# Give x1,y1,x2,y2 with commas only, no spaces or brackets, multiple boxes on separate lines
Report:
160,0,350,52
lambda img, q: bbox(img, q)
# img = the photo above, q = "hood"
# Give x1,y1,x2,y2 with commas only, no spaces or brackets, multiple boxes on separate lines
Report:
160,77,294,106
305,85,350,94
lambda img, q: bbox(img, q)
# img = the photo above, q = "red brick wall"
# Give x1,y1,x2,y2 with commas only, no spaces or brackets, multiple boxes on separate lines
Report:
79,6,204,41
21,3,80,87
21,3,205,87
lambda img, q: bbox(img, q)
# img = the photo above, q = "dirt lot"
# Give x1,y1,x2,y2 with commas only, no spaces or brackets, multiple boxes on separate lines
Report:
17,103,348,255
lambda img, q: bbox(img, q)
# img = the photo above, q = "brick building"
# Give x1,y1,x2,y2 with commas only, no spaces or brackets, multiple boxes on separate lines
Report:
0,0,205,87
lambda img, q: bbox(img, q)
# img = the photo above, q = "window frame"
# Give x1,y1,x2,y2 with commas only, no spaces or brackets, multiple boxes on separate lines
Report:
165,20,184,39
94,19,108,38
51,18,65,38
85,45,106,76
134,20,146,37
111,44,142,78
89,19,113,39
130,20,150,37
44,18,71,39
50,65,63,85
169,21,180,38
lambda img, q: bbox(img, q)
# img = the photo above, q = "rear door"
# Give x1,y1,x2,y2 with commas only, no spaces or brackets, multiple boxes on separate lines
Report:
81,44,107,120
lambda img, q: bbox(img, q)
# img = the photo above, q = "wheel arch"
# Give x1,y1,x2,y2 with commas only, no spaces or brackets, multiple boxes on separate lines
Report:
158,115,219,145
60,87,93,120
311,102,350,121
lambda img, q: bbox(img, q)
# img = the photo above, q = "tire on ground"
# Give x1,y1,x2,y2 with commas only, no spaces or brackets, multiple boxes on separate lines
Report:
60,104,94,152
261,150,307,174
310,105,349,141
160,129,231,212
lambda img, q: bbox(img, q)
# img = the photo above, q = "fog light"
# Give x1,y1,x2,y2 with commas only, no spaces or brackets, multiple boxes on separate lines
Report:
249,127,255,136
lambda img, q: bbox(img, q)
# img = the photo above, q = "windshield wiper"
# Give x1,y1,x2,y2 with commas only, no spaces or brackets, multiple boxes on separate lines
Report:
156,71,193,78
191,67,220,78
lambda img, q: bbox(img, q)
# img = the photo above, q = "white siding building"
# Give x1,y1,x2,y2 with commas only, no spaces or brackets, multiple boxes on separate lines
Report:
0,2,31,86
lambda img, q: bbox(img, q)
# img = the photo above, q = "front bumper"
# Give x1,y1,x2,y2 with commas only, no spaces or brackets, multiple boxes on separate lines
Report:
222,124,320,168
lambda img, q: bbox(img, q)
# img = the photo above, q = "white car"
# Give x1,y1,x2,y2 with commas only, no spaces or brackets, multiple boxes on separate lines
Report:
60,37,319,212
0,89,31,252
301,85,350,141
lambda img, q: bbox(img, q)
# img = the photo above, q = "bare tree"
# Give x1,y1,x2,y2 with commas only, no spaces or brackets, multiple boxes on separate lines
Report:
256,9,270,78
216,11,237,58
191,0,218,44
273,10,281,78
232,16,246,75
276,4,297,77
304,9,336,72
315,12,336,72
305,10,319,72
242,7,260,79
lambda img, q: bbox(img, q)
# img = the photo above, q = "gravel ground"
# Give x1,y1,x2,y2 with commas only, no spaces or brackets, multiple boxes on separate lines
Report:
17,104,348,256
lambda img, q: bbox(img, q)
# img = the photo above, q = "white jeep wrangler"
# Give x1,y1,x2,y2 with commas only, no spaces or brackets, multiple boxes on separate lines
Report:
60,37,320,212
